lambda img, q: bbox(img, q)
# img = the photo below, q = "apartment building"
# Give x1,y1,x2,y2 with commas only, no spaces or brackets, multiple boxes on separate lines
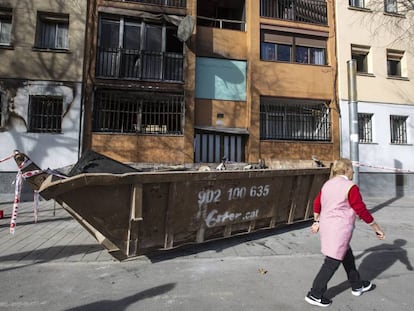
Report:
0,0,87,200
336,1,414,197
81,0,339,166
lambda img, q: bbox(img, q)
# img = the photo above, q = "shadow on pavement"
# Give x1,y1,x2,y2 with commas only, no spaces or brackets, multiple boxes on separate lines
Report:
0,244,105,271
64,283,176,311
325,239,413,299
147,220,313,263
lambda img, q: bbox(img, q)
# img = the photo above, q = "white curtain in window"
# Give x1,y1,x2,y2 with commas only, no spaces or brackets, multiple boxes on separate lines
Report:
0,20,11,44
313,49,325,65
56,24,68,49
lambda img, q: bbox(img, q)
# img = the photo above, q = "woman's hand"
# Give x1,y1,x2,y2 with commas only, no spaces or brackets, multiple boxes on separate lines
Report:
311,221,320,233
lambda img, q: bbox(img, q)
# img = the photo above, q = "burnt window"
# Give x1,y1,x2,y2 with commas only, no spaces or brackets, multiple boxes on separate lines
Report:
96,15,183,82
35,12,69,50
93,89,184,135
197,0,246,31
260,97,331,141
28,95,63,133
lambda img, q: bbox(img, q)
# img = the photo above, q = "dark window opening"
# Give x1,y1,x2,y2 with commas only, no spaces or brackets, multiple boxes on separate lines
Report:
96,15,184,82
195,130,246,163
93,89,184,135
390,115,407,144
28,95,63,133
197,0,246,31
0,7,12,46
349,0,365,8
260,97,331,141
351,45,370,73
35,12,69,50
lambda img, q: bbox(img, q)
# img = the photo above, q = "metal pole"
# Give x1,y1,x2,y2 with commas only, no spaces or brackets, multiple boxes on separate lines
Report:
347,60,359,185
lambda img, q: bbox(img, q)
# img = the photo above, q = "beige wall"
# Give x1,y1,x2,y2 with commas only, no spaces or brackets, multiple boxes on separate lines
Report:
336,0,414,104
0,0,86,81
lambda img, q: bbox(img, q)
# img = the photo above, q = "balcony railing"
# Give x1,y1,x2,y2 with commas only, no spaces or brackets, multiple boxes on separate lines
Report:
260,0,328,25
125,0,186,8
96,48,184,82
197,16,246,31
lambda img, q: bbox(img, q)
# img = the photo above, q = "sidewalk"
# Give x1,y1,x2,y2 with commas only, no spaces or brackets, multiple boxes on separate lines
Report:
0,196,413,310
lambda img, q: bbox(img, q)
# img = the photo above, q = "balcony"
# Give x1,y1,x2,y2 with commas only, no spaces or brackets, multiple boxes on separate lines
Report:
260,0,328,25
125,0,186,8
96,48,184,82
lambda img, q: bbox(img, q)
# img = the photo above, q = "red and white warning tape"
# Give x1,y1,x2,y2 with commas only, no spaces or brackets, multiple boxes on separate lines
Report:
352,161,414,173
1,152,65,234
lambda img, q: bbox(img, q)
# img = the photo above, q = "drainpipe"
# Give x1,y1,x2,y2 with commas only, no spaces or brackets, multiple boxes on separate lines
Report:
347,59,359,185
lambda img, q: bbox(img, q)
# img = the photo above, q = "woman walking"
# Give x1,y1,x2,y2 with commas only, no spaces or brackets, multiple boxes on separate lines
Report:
305,158,385,307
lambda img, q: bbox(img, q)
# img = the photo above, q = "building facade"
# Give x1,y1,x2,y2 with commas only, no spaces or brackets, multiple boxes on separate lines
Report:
0,0,87,201
336,0,414,197
83,0,340,166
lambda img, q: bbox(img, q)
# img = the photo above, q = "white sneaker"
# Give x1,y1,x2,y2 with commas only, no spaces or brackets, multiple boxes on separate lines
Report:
352,281,373,296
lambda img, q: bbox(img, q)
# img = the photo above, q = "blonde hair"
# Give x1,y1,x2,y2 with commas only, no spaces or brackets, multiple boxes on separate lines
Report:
330,158,352,178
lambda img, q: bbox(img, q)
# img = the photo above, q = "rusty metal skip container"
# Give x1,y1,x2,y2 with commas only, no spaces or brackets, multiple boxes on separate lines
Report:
14,150,329,260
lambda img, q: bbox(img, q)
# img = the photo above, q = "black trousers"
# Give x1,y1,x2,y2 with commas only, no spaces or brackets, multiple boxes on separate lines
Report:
310,248,362,298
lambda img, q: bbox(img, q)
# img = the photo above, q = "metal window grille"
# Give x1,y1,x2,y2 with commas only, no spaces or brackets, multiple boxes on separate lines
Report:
194,131,245,163
124,0,186,8
28,95,63,133
260,97,331,141
93,89,184,135
358,113,373,143
390,115,407,144
35,13,69,49
260,0,328,25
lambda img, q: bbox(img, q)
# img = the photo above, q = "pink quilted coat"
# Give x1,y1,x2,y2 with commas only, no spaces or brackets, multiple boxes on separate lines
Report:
319,176,356,260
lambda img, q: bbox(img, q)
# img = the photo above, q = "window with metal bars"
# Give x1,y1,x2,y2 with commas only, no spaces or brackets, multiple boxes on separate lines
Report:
390,115,407,144
260,97,331,141
92,89,184,134
35,12,69,50
358,113,373,143
28,95,63,133
194,130,246,163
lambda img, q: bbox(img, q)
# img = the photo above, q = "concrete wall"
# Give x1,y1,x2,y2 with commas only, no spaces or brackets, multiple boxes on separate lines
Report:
340,100,414,197
0,0,86,200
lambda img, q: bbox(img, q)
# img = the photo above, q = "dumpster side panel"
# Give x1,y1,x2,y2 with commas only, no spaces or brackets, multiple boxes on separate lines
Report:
57,184,131,254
